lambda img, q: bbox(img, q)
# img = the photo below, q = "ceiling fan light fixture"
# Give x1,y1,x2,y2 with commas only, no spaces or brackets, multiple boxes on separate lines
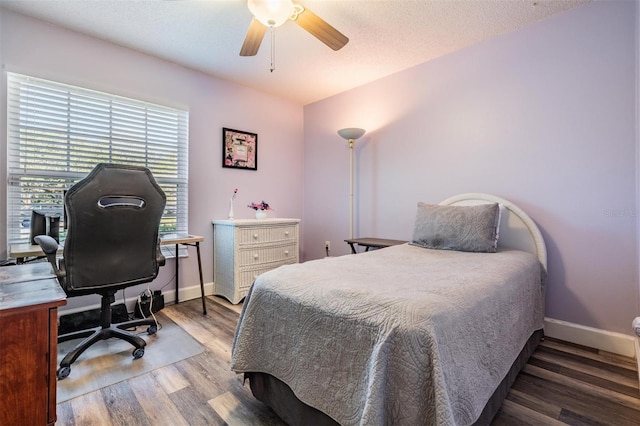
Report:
248,0,295,27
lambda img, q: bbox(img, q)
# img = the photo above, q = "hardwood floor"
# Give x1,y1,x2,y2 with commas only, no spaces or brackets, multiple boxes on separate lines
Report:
56,297,640,425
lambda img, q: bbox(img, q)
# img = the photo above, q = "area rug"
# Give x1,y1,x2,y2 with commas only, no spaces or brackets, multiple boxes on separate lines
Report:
57,311,204,402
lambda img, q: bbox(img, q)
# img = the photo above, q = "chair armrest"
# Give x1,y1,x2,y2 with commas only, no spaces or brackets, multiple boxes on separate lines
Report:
34,235,65,280
157,243,166,267
34,235,58,254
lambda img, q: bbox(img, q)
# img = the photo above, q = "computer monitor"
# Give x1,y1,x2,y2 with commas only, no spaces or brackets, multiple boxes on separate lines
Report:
63,189,68,230
28,210,47,245
29,210,61,245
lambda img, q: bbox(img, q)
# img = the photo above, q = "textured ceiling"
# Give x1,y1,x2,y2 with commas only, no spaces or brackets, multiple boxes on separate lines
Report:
1,0,589,105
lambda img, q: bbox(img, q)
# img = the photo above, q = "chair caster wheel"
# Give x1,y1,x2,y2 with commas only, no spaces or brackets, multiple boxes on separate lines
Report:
57,366,71,380
133,348,145,359
147,324,157,335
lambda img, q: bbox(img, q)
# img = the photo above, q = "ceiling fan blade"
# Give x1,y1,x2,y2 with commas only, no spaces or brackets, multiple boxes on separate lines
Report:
293,7,348,51
240,17,267,56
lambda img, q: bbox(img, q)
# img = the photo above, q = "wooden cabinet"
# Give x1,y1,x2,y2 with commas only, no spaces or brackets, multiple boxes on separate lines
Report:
0,267,66,426
212,218,300,304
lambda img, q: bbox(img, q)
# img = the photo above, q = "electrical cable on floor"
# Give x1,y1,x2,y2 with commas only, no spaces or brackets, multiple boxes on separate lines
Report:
128,243,182,333
135,287,162,333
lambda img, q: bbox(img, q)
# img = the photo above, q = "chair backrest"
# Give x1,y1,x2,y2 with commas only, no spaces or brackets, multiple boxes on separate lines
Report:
61,163,166,294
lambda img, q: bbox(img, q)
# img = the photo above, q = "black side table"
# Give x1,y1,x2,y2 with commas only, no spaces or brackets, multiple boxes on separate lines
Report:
344,237,407,254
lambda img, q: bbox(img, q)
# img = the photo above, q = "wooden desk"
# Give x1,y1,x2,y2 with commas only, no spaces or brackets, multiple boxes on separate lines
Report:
0,263,66,426
9,242,61,264
9,234,206,315
344,237,407,254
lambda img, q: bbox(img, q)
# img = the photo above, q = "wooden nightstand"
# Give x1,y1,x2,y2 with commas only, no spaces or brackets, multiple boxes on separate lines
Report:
344,237,407,254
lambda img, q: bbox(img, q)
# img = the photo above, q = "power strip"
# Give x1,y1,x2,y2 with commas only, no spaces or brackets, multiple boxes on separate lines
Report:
134,290,164,319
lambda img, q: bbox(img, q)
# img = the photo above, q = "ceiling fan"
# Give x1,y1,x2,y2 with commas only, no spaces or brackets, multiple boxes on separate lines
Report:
240,0,349,58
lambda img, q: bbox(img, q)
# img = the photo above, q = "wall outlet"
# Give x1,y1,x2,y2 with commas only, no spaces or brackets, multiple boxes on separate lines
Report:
325,240,331,251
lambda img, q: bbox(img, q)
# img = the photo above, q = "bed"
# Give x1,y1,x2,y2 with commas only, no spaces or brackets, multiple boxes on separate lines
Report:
231,193,547,425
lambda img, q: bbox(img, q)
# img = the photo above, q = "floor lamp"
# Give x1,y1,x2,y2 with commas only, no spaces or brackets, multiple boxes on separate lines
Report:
337,128,366,239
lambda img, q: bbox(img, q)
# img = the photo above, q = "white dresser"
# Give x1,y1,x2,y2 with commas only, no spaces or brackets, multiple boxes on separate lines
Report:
212,218,300,304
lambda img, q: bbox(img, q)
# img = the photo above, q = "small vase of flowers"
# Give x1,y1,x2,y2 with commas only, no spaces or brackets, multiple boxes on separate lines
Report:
228,188,238,219
248,201,272,219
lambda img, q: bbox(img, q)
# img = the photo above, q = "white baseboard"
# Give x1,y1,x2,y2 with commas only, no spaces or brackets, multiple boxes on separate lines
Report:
58,281,214,317
544,317,636,358
172,281,214,305
545,319,640,389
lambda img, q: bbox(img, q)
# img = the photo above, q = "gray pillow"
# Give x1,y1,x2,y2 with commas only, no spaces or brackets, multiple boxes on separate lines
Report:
410,202,500,253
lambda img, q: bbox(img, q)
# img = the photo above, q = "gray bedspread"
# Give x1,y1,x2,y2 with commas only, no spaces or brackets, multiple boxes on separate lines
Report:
231,244,545,425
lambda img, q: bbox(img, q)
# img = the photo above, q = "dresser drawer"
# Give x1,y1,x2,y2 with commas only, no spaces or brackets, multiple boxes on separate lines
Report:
238,242,297,266
237,225,298,246
237,259,297,292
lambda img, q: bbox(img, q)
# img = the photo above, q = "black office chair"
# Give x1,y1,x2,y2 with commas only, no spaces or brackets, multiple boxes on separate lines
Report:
35,163,166,380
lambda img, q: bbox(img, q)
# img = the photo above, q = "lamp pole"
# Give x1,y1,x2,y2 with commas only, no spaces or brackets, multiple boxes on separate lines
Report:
349,137,355,239
337,128,366,240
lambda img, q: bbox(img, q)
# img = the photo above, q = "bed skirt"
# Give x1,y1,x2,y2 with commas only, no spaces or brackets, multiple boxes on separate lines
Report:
245,329,544,426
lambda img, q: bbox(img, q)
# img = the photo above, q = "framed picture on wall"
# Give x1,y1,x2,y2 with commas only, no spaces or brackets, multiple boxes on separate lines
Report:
222,127,258,170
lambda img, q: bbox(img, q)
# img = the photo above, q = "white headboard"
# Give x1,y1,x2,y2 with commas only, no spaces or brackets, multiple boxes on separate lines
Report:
439,193,547,270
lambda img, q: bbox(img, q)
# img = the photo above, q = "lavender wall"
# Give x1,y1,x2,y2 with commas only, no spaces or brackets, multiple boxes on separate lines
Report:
0,9,304,311
1,3,637,335
303,1,638,335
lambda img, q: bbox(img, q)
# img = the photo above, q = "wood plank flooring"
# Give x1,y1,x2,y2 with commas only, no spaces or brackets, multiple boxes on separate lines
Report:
55,297,640,425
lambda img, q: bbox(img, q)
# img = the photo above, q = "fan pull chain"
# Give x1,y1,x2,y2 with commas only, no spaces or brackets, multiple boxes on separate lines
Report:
270,26,275,72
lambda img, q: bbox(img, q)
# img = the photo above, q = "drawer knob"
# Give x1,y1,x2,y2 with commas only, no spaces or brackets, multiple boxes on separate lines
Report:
284,250,289,255
254,254,259,259
285,231,289,236
253,233,258,239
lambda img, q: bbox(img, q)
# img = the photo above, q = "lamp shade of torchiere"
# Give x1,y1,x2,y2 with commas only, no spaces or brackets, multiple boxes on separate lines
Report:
337,128,366,239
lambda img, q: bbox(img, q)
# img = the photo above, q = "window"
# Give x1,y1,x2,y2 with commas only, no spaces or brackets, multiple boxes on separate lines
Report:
6,73,189,250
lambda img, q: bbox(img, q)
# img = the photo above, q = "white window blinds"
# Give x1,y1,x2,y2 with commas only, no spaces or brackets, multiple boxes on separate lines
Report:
6,72,189,248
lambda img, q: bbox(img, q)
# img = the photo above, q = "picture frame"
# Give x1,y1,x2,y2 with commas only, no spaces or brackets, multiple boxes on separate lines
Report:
222,127,258,170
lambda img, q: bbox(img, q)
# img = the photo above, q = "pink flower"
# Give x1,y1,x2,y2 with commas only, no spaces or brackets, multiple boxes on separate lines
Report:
248,201,272,211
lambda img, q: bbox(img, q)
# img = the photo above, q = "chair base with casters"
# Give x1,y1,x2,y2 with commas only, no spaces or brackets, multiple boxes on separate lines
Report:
56,289,158,380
